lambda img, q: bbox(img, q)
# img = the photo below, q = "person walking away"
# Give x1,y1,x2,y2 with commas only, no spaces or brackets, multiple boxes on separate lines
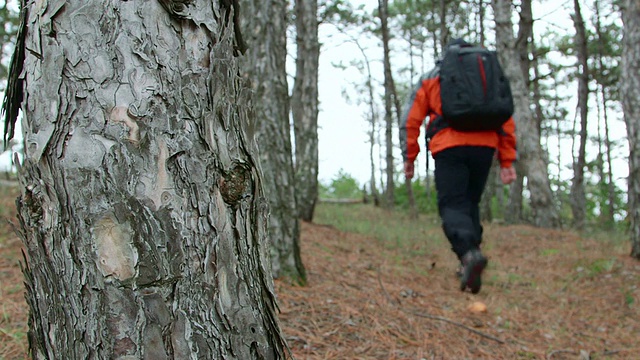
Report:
399,38,518,294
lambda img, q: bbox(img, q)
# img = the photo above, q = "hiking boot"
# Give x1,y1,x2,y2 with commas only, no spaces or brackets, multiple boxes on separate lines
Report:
460,249,488,294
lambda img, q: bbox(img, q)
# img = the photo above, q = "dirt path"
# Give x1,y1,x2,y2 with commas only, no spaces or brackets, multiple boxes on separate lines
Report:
276,222,640,359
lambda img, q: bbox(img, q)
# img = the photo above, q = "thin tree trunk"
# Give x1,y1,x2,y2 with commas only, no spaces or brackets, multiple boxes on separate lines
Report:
494,161,506,217
595,0,617,226
493,0,560,228
4,1,288,358
506,162,525,223
439,0,449,50
481,160,496,222
292,0,320,222
379,0,395,209
595,91,606,224
378,126,385,194
621,0,640,258
478,0,486,46
380,0,416,216
369,113,380,207
361,42,380,207
240,0,306,284
555,81,564,185
602,86,617,225
569,0,589,229
477,0,492,222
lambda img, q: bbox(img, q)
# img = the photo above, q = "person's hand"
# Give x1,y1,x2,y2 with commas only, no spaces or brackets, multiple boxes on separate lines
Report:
404,161,415,179
500,166,517,185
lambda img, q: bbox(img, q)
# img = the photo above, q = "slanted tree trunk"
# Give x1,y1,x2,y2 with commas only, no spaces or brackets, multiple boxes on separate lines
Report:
350,38,380,207
379,0,395,209
569,0,589,229
379,0,415,215
493,0,560,228
4,1,288,358
621,0,640,259
602,86,617,225
240,0,306,284
364,56,380,207
292,0,320,222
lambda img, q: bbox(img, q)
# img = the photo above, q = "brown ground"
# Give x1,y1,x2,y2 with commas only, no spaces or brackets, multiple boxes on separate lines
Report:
275,222,640,360
1,189,639,359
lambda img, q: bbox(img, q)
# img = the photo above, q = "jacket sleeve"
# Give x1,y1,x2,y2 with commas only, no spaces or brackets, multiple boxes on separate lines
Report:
399,81,429,163
497,117,517,168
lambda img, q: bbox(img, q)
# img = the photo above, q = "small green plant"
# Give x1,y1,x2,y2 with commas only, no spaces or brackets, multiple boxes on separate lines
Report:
540,248,559,256
516,350,537,359
623,289,635,307
587,258,616,276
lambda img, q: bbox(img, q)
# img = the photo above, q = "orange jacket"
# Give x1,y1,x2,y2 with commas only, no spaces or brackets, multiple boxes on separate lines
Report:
399,68,517,168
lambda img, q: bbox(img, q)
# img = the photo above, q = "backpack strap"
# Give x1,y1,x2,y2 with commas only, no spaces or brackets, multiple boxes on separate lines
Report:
425,114,448,141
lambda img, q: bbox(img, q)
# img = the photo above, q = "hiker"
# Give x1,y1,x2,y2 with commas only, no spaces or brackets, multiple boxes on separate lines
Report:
399,38,517,294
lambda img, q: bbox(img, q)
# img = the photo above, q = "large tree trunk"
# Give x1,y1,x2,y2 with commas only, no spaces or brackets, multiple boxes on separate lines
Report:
292,0,320,222
569,0,589,229
240,0,306,284
621,0,640,259
5,1,288,358
492,0,560,228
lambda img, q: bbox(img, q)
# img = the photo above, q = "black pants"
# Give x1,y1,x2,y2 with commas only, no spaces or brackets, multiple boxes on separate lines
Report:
434,146,495,260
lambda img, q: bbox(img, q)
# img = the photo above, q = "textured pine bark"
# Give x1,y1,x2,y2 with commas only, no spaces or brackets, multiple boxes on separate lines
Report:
239,0,306,284
291,0,320,222
11,1,288,358
621,0,640,259
492,0,560,228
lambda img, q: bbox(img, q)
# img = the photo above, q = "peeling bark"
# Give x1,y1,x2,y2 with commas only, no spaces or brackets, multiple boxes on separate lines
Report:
9,1,288,358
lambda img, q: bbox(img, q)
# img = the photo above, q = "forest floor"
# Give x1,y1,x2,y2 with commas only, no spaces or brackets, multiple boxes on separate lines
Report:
1,185,640,360
276,204,640,360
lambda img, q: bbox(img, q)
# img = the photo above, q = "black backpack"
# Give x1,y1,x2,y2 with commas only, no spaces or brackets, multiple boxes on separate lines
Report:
438,45,514,132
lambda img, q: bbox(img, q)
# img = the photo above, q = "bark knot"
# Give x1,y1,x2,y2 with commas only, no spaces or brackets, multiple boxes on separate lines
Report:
157,0,194,19
219,162,251,205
